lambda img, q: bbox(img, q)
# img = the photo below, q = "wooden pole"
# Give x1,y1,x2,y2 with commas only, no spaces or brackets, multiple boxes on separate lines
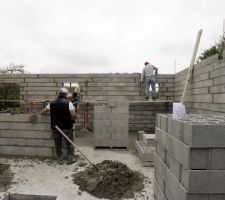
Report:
181,29,203,104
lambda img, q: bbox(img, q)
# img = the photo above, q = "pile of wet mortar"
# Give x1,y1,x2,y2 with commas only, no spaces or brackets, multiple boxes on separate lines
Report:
72,160,144,200
0,163,13,191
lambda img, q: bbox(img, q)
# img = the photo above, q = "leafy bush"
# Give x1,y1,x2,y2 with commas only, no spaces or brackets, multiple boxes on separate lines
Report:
198,35,225,61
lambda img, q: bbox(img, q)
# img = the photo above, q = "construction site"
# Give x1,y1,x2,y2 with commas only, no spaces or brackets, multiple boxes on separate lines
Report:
1,1,225,199
0,45,225,200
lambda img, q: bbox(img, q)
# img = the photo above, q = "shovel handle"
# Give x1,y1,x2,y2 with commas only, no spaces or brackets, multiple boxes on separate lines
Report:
55,126,99,171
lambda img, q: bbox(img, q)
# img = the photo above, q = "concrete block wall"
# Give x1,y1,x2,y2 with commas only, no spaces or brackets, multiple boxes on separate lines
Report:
0,113,54,157
154,113,225,200
0,73,174,104
129,101,172,133
94,101,129,148
174,53,225,114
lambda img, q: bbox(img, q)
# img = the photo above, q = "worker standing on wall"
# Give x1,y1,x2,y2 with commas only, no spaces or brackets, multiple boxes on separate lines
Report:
40,88,77,165
141,61,158,101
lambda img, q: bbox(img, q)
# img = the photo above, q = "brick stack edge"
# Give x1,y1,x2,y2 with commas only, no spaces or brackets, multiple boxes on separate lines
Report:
154,113,225,200
94,101,129,148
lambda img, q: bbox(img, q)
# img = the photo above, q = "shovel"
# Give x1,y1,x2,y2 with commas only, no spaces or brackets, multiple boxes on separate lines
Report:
55,125,99,171
173,29,203,118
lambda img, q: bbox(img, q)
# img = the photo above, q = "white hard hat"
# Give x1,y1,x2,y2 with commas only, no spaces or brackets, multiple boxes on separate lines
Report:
59,87,69,94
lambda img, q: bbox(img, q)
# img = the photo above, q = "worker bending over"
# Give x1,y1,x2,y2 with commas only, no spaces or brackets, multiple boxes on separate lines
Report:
141,61,158,101
40,88,77,165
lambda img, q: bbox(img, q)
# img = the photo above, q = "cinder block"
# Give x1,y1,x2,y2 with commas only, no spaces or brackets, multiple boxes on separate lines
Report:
188,170,225,193
153,179,167,200
94,119,111,127
166,154,181,182
164,132,190,169
112,106,129,114
181,166,189,190
155,127,166,147
0,130,52,139
212,149,225,169
0,138,8,145
156,142,167,162
190,148,211,170
172,119,183,141
156,114,161,128
94,139,112,147
111,139,128,147
143,134,155,147
135,141,155,161
208,194,225,200
0,146,37,156
183,123,225,147
165,167,187,200
111,119,128,127
167,116,173,135
160,114,168,132
154,153,166,194
36,147,53,157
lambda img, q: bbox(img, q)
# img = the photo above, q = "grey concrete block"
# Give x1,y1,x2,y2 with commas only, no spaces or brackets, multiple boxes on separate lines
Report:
0,138,8,145
156,142,167,162
154,153,166,194
181,166,189,190
190,148,211,170
135,141,155,161
36,147,53,157
156,113,161,128
0,146,37,156
166,154,181,182
94,119,111,127
0,130,52,139
111,139,128,147
172,119,183,141
183,123,225,148
164,132,190,169
209,194,225,200
155,127,166,147
94,139,112,147
188,170,225,193
112,106,129,114
143,134,155,147
153,179,167,200
212,149,225,169
111,119,128,127
160,114,168,132
165,167,187,200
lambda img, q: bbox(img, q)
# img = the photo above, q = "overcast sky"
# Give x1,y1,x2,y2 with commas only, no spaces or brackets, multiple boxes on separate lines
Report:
0,0,224,74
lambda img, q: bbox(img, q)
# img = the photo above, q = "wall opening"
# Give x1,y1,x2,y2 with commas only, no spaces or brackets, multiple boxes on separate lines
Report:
0,83,20,112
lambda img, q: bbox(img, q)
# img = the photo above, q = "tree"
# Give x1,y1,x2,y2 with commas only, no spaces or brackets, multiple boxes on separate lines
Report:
198,35,225,61
0,63,27,74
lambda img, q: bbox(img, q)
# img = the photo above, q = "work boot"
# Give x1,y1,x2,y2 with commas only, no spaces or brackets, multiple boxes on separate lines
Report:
145,97,149,101
57,155,64,165
66,155,77,165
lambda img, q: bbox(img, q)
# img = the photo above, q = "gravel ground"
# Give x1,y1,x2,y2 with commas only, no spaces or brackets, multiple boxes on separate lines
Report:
0,133,155,200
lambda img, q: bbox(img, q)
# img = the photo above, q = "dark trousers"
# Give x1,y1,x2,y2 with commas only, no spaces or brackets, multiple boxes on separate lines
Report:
52,129,74,159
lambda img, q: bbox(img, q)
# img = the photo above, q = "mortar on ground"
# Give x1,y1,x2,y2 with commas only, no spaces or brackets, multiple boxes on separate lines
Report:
72,160,145,200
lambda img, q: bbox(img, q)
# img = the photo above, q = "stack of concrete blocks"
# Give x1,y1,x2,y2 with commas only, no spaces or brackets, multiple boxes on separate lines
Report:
135,131,155,166
94,101,129,148
0,113,54,157
154,113,225,200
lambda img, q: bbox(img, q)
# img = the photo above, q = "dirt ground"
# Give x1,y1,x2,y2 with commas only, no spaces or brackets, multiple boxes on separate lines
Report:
0,132,155,200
